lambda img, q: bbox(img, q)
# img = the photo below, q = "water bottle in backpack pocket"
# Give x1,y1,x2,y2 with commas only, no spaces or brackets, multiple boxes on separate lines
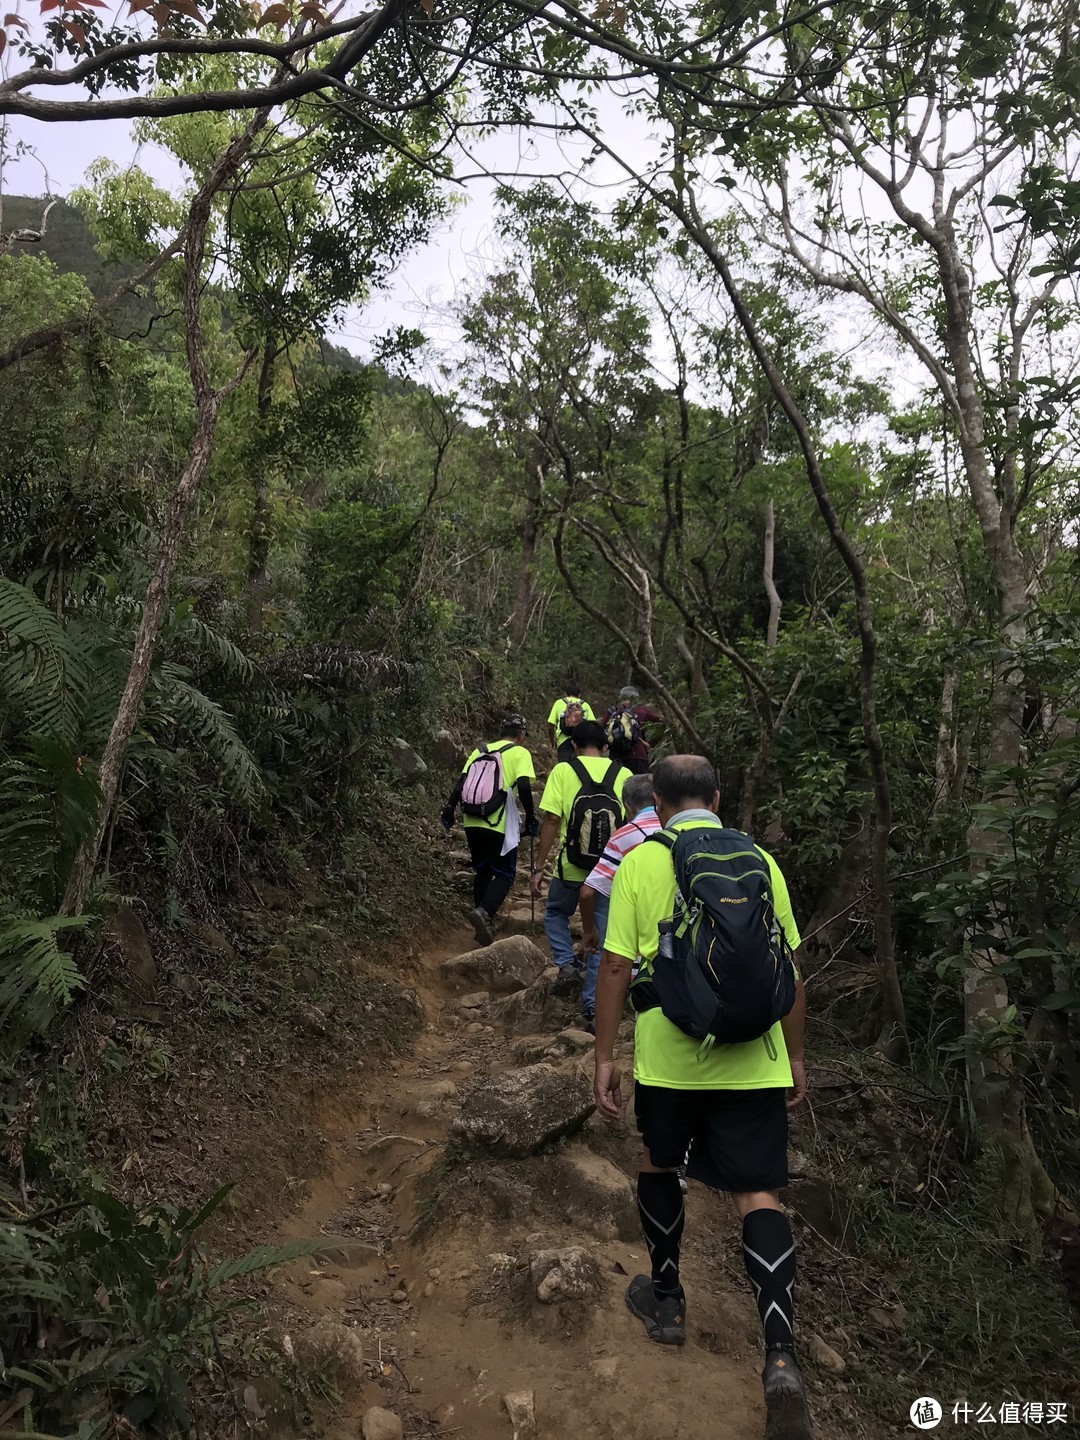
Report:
646,825,797,1056
461,741,510,820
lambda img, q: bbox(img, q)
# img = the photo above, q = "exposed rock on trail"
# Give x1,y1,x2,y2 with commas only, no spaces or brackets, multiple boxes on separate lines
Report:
449,1062,595,1157
440,935,547,993
529,1245,602,1303
486,971,575,1033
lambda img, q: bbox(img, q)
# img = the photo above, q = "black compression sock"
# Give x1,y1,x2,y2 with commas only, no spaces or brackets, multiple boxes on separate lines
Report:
742,1207,797,1353
637,1171,685,1298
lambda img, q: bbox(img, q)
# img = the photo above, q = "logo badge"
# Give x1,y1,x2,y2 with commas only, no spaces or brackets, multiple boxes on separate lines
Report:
910,1398,943,1429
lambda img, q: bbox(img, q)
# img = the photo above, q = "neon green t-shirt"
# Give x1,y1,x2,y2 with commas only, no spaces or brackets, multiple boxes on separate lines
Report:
546,695,596,743
461,742,536,835
538,755,631,884
605,818,801,1090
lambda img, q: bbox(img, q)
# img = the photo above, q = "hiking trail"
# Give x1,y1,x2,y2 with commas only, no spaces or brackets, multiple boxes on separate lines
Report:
264,850,812,1440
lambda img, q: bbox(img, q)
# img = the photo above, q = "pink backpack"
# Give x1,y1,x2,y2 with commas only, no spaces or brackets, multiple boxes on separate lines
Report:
461,742,510,819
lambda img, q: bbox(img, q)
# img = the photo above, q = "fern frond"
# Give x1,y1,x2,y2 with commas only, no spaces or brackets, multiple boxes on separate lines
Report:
267,644,409,692
176,615,256,685
0,910,87,1044
154,667,266,811
206,1237,346,1288
0,739,102,911
0,578,89,744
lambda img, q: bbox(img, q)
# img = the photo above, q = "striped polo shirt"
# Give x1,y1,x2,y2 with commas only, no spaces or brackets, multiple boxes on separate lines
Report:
584,806,662,897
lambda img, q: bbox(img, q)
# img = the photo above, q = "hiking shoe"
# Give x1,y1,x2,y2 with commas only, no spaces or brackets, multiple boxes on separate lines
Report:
625,1274,686,1346
550,965,580,997
763,1349,814,1440
468,906,494,946
581,1009,596,1036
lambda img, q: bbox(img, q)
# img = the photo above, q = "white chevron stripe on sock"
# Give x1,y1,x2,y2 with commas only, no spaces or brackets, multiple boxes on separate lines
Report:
742,1242,795,1274
761,1300,793,1334
639,1200,685,1237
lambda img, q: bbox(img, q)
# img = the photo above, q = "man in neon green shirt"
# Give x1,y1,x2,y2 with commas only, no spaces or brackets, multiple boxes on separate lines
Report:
529,720,630,983
546,692,596,762
441,715,537,946
594,754,812,1440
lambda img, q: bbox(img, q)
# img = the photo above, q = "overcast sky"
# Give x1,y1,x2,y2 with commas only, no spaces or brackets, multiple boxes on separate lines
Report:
2,98,654,364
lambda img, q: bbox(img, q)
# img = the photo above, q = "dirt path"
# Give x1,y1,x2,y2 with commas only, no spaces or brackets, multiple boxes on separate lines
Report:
269,877,787,1440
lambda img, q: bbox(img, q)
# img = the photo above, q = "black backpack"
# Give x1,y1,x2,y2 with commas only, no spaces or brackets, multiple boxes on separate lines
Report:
642,822,796,1053
562,758,623,871
605,705,642,756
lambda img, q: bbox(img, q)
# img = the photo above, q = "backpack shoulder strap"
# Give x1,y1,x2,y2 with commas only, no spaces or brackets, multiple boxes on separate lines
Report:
490,740,512,754
568,756,591,789
477,742,489,755
647,827,676,851
603,759,621,793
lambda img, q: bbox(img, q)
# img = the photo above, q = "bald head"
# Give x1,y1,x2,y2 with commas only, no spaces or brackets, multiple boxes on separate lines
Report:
652,754,720,824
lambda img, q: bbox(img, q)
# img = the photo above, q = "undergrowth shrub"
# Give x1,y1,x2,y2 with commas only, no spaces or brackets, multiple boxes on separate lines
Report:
0,1179,323,1438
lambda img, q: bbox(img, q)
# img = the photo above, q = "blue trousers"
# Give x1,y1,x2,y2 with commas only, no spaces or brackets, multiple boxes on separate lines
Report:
581,889,610,1015
543,876,581,970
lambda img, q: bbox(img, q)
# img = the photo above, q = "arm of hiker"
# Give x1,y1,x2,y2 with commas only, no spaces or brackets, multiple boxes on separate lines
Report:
516,776,537,834
441,775,464,829
782,968,807,1111
580,882,600,956
593,949,631,1122
530,812,560,898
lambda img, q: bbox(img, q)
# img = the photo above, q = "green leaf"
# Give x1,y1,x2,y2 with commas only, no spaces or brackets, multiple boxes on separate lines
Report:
1041,992,1080,1011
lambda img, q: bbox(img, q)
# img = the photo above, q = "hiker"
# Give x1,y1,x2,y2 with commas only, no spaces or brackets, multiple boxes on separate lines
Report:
577,772,660,1033
441,714,538,947
601,685,664,776
547,692,596,763
529,720,631,989
593,754,811,1440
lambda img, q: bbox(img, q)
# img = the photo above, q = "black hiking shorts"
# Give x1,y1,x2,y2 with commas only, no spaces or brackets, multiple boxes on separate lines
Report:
634,1084,788,1193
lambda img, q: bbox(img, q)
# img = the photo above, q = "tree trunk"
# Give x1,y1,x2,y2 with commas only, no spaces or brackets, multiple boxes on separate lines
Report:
671,185,908,1060
763,498,781,647
935,229,1057,1236
508,455,542,650
246,338,277,636
61,119,265,919
675,629,707,720
932,666,959,814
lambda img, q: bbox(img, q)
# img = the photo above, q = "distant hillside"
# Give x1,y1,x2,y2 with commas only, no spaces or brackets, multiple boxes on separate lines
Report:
3,195,129,296
1,194,374,376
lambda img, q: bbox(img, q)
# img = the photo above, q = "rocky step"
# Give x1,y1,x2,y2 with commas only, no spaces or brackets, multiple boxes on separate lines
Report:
440,936,547,994
501,903,581,940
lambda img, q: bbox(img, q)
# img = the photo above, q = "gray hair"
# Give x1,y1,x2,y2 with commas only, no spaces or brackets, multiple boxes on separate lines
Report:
652,754,718,809
622,772,655,818
619,685,640,701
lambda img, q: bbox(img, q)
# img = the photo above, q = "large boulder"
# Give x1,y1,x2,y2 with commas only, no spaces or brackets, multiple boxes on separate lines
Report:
441,936,546,994
487,972,576,1034
433,729,465,769
449,1063,595,1158
390,738,427,783
104,905,157,1001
